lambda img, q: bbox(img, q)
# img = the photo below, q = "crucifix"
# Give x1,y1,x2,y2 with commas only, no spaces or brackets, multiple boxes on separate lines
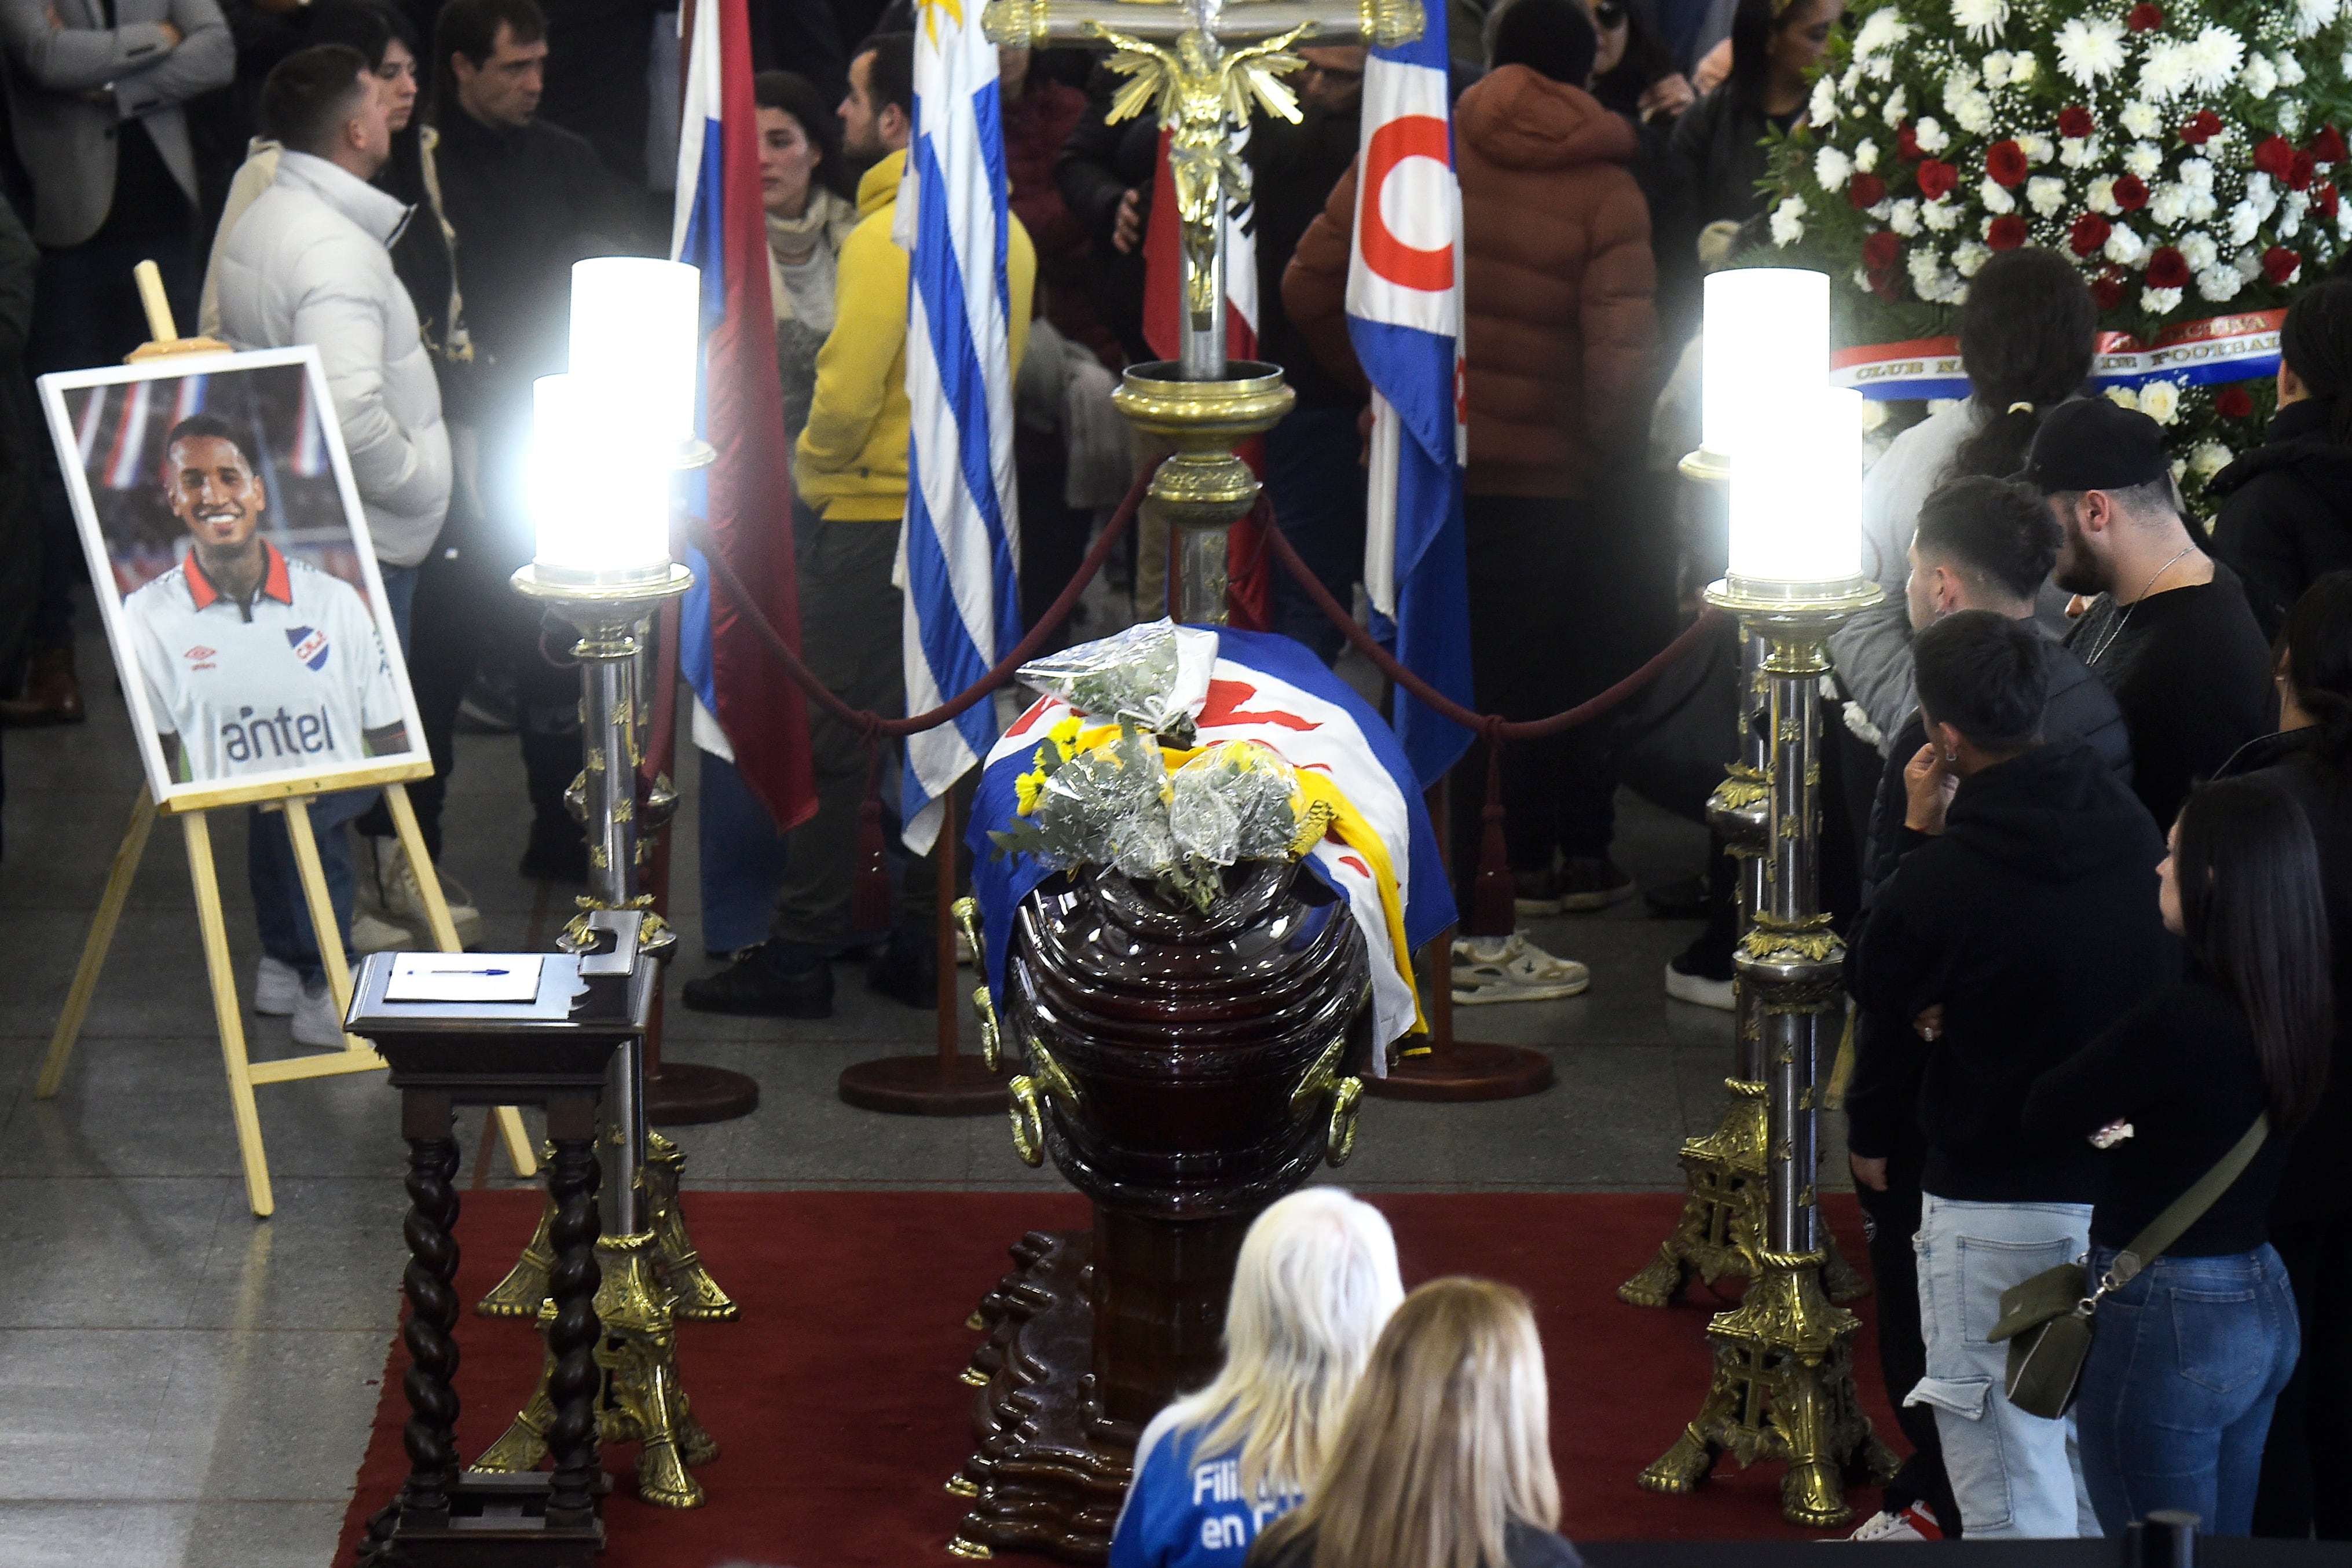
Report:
984,0,1425,382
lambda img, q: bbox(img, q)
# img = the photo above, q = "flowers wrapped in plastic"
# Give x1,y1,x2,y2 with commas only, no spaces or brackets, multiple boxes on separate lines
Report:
1013,620,1203,748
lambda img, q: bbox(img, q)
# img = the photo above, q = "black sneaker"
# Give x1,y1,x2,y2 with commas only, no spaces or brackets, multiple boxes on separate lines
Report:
682,941,834,1017
867,927,940,1010
518,819,589,884
1557,856,1637,911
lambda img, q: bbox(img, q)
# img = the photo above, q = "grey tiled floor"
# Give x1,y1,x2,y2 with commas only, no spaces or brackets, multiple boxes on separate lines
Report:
0,595,1808,1565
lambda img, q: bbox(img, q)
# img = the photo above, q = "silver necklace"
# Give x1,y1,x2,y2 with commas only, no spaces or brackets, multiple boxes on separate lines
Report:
2083,544,2197,668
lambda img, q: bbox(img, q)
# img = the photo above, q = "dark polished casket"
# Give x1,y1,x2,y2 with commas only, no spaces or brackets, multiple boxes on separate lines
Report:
948,858,1373,1560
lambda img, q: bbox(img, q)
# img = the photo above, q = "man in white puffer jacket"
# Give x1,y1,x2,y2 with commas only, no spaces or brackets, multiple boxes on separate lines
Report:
210,43,451,1047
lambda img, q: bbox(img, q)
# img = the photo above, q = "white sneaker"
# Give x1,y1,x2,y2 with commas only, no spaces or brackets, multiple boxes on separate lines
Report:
351,910,415,955
1842,1505,1939,1542
291,979,347,1049
369,836,483,949
1664,957,1736,1012
1451,932,1590,1004
254,954,302,1016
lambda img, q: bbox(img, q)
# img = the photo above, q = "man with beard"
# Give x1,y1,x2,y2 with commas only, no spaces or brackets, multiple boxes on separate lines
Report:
2027,398,2273,828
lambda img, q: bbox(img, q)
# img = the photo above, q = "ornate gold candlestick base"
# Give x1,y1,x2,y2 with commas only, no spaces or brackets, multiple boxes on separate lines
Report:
478,1131,734,1321
1637,1250,1899,1526
1619,1078,1767,1306
474,1231,720,1508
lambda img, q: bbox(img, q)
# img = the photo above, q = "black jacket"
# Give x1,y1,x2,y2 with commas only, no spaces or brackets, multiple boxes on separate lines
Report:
1055,71,1160,363
2208,397,2352,640
1251,1521,1582,1568
1844,743,2177,1200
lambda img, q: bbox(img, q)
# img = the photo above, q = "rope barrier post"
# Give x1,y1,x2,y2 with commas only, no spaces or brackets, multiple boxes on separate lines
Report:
837,787,1010,1115
1365,779,1554,1102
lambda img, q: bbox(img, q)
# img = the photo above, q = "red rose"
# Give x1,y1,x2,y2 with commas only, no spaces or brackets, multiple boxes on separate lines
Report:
2091,276,2126,310
1863,230,1902,269
2126,2,2162,27
2058,106,2095,140
2181,109,2223,145
1985,139,2029,186
1849,171,1887,208
2215,385,2255,419
2145,246,2190,288
1987,214,2028,251
2113,174,2149,210
2312,125,2349,164
2256,134,2296,179
2070,212,2113,256
2291,151,2318,191
2265,246,2304,285
1896,123,1923,161
2318,183,2342,219
1917,159,1958,200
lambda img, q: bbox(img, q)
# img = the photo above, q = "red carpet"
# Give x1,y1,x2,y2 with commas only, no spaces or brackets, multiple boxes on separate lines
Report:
335,1190,1901,1566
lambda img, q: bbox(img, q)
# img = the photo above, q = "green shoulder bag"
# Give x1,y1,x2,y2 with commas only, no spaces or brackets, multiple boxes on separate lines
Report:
1987,1115,2268,1421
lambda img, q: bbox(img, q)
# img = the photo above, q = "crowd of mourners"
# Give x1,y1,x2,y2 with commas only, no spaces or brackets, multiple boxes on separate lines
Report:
4,0,2352,1552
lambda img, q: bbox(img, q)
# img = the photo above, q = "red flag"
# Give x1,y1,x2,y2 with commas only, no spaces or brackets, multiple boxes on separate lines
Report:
683,0,817,830
1141,128,1272,631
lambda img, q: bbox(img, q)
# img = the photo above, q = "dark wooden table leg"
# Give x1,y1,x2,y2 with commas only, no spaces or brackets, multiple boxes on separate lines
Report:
360,1091,463,1563
542,1094,605,1529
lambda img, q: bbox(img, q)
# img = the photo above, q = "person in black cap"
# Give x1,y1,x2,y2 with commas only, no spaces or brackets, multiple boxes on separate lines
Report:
2024,397,2274,827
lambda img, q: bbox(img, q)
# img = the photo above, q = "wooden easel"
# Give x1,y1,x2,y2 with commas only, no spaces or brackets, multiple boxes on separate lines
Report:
35,266,535,1218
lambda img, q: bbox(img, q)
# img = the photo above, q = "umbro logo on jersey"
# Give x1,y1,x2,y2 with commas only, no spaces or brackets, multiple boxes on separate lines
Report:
183,645,215,660
286,625,331,672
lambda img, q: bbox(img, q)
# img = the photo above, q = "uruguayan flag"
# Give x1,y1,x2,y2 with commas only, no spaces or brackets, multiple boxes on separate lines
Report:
896,0,1021,855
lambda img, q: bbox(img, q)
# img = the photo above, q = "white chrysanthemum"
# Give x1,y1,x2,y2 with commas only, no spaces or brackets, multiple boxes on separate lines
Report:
1815,145,1853,190
2178,157,2214,190
2123,141,2163,180
1954,240,1992,276
1914,116,1950,153
2280,192,2307,240
2184,26,2245,92
2230,197,2265,244
2056,16,2127,87
2237,247,2266,280
2139,379,2182,423
1855,138,1881,174
1855,6,1908,56
1870,198,1895,221
1771,195,1808,246
1882,85,1909,126
1951,0,2008,43
1890,197,1922,236
1983,49,2013,85
2027,176,2067,216
2061,135,2105,170
2179,232,2219,271
2119,100,2161,138
1950,86,1994,135
2150,184,2190,225
1908,247,1942,290
2090,175,2123,215
1812,75,1841,124
1980,177,2017,214
2299,0,2342,38
2105,221,2148,265
2138,40,2194,102
2278,52,2307,87
2019,134,2054,164
2189,441,2233,479
1842,62,1866,94
2010,50,2037,83
2200,264,2244,304
2188,189,2219,221
2144,287,2187,317
2244,54,2278,98
2105,386,2141,411
2249,173,2279,218
2281,101,2306,138
1922,196,1962,230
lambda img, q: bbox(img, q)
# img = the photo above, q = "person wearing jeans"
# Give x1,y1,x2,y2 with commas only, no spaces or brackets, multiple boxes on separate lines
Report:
1846,612,2173,1537
2025,774,2331,1536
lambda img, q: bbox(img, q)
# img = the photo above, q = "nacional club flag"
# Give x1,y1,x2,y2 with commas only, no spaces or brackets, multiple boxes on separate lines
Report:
672,0,817,834
969,626,1457,1063
1346,16,1473,786
896,0,1025,855
1142,129,1272,629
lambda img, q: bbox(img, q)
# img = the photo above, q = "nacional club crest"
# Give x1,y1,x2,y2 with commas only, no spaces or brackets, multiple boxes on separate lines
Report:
286,625,330,672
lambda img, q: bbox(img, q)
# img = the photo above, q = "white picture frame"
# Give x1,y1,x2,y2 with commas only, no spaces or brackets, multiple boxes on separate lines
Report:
38,346,430,812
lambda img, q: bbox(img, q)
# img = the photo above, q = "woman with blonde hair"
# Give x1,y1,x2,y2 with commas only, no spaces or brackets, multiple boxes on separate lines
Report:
1109,1189,1405,1567
1248,1278,1580,1568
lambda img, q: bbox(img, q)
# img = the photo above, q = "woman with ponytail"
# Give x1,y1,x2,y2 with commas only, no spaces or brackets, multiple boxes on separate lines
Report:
1830,248,2097,750
2217,572,2352,1538
2211,282,2352,639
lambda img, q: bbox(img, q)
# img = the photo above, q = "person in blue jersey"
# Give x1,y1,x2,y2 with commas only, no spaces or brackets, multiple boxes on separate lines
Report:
1110,1189,1405,1568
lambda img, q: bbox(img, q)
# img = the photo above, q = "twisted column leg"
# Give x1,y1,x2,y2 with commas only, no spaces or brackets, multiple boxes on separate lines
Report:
543,1131,605,1527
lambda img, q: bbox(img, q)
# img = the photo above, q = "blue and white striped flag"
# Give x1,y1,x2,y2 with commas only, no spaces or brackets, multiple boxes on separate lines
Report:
896,0,1021,855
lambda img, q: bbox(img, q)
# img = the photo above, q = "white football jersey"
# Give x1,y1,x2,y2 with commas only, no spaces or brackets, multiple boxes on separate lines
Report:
120,543,406,783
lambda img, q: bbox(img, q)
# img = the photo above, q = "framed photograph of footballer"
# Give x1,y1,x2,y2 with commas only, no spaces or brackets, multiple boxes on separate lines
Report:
38,346,428,812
